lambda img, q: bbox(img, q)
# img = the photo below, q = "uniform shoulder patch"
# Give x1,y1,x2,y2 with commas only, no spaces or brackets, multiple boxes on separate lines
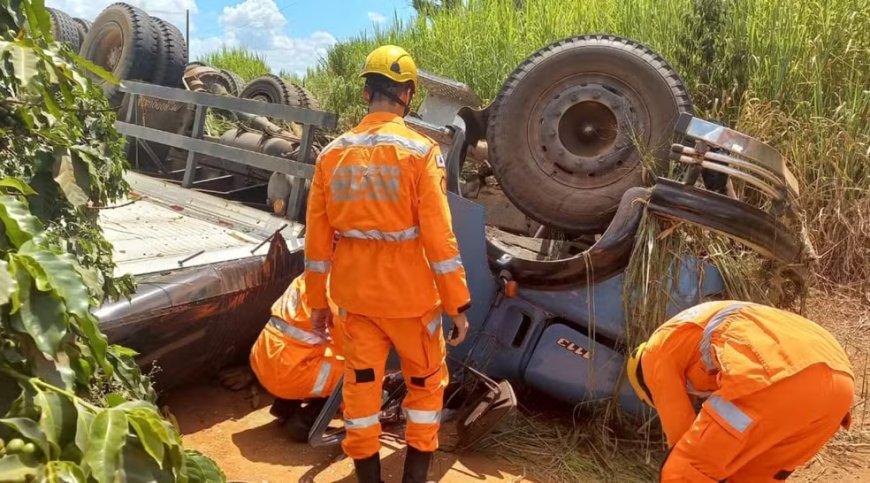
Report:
436,153,446,168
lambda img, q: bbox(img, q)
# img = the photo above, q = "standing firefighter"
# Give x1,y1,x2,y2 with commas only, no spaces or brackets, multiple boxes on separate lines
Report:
627,301,854,482
304,45,472,482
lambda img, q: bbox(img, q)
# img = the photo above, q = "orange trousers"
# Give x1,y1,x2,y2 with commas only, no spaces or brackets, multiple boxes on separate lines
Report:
661,364,854,482
341,308,447,459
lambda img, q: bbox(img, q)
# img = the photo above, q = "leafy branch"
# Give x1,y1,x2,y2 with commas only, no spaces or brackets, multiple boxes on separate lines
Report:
0,1,225,481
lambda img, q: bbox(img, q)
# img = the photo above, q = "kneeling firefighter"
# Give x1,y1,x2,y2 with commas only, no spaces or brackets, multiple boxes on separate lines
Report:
304,45,472,482
249,275,346,442
627,301,854,482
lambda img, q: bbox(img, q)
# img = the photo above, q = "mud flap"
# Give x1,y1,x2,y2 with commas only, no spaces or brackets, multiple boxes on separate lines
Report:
447,358,517,452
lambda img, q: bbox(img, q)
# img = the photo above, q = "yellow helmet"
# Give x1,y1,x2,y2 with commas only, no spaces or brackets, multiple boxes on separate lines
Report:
360,45,418,91
626,343,654,407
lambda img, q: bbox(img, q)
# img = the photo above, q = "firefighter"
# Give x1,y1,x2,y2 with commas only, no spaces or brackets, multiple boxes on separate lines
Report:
626,301,854,482
304,44,472,482
249,275,345,442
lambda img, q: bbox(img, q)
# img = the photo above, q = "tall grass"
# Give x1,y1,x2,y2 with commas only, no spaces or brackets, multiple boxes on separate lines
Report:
304,0,870,288
199,47,271,82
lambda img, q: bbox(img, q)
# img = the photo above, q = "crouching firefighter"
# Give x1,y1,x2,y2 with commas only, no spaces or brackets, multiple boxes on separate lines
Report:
249,275,346,442
627,301,854,482
304,45,472,483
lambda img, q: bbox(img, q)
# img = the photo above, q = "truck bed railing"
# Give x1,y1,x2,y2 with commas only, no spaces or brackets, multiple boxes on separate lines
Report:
114,81,338,222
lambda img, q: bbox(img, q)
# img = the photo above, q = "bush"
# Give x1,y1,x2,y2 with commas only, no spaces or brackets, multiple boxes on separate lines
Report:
0,2,224,481
200,46,271,82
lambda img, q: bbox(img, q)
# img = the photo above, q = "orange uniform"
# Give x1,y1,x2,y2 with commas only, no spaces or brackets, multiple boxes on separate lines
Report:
641,301,854,482
249,276,345,401
304,112,471,459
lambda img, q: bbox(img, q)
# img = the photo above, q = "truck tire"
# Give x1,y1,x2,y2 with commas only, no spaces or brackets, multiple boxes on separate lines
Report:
73,18,91,45
47,8,82,52
487,34,693,234
80,3,159,106
291,83,319,110
150,16,187,88
241,74,308,107
219,69,246,96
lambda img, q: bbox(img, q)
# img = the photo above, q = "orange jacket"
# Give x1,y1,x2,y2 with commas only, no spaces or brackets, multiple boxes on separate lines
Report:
304,112,471,318
250,276,345,399
642,301,853,447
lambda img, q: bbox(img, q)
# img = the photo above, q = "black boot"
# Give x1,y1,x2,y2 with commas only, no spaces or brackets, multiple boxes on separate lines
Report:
402,446,433,483
353,453,382,483
269,398,301,423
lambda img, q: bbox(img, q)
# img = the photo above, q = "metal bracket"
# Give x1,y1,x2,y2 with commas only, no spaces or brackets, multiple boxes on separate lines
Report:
182,105,206,188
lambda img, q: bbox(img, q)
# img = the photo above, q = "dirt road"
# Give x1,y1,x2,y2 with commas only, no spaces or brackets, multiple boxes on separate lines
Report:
165,383,533,482
164,291,869,482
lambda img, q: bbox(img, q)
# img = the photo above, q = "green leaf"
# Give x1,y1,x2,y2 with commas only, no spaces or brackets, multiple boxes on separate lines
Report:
127,409,169,469
119,435,175,483
0,195,42,248
0,179,37,196
35,390,76,458
183,450,225,483
11,274,68,355
42,460,87,483
83,408,128,483
18,337,75,391
73,402,94,455
105,393,126,408
0,260,17,306
67,52,118,85
1,43,41,86
0,454,38,482
77,314,109,376
22,0,53,41
14,248,91,320
0,417,50,458
54,153,90,207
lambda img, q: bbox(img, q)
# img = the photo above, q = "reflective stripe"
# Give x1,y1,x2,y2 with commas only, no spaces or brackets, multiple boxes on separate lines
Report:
268,317,326,345
345,413,380,430
707,395,752,432
305,259,331,273
700,303,750,371
403,408,441,424
325,133,432,157
686,381,713,398
426,315,441,336
311,362,332,395
340,226,419,242
332,164,401,176
431,255,463,275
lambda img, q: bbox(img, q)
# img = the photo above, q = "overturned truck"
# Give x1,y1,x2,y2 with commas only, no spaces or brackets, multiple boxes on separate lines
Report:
76,7,805,450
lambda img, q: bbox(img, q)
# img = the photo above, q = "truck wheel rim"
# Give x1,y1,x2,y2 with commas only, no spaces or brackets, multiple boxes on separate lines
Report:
90,23,124,72
529,77,645,189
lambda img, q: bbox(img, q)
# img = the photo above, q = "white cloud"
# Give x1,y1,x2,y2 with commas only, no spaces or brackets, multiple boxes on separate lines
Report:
46,0,336,76
367,11,387,24
45,0,196,34
209,0,337,75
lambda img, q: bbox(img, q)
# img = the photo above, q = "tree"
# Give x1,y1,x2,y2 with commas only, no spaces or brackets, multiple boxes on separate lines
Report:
0,1,224,480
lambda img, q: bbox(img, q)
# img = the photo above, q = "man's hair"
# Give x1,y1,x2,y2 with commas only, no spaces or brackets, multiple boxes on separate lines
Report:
364,74,413,104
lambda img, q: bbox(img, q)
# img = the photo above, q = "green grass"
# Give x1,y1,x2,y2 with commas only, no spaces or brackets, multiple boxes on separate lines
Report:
302,0,869,288
199,47,271,82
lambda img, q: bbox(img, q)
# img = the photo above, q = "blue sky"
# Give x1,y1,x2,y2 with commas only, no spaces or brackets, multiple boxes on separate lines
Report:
47,0,417,74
